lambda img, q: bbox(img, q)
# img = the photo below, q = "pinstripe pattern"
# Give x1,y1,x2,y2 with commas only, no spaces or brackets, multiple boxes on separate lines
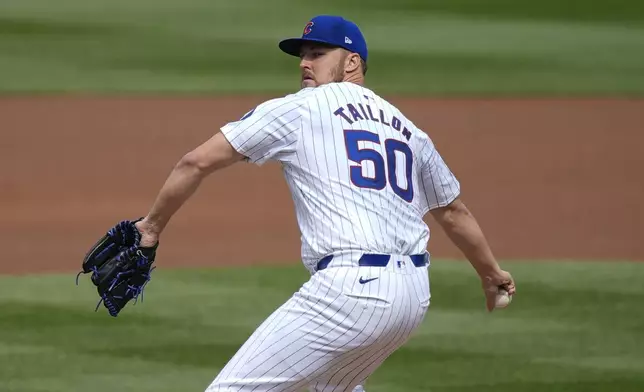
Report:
206,259,430,392
212,82,458,392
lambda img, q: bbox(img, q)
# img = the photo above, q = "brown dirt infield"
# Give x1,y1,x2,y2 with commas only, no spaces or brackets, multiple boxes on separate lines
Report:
1,96,642,275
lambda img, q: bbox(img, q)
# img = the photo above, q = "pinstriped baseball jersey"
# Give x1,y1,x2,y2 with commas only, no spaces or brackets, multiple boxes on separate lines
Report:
221,82,461,273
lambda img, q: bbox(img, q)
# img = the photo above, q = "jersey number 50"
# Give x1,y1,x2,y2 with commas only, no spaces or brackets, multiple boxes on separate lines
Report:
344,130,413,203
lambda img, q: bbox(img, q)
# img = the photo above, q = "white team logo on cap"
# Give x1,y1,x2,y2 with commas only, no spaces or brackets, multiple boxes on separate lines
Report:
345,36,352,44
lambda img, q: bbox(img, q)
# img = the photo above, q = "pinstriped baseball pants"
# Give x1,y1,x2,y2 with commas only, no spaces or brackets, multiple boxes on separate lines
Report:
206,256,431,392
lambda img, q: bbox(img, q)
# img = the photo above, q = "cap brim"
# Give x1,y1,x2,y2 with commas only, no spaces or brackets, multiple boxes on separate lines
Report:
278,37,341,57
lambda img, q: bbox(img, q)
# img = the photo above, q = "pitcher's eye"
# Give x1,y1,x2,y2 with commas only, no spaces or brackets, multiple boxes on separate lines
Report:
299,49,326,60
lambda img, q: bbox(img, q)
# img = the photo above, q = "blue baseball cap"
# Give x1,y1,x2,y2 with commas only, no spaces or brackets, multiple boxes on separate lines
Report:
279,15,368,62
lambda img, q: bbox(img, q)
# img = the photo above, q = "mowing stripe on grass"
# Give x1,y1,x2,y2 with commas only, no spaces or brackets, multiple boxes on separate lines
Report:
1,260,642,392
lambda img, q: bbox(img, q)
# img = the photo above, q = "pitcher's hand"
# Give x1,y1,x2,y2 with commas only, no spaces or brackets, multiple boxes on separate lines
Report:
134,218,160,248
481,270,515,312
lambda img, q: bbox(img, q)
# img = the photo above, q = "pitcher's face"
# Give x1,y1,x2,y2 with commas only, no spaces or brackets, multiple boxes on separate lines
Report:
298,43,348,88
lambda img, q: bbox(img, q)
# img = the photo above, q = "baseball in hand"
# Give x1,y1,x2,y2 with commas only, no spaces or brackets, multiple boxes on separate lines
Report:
494,289,512,309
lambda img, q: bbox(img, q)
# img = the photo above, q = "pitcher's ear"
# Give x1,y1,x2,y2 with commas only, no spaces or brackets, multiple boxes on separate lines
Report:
345,52,361,73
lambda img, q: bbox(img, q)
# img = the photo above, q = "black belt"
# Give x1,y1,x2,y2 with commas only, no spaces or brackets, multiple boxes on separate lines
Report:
316,253,428,271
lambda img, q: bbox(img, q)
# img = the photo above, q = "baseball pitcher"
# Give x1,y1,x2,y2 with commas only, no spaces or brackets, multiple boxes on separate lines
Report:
79,15,516,392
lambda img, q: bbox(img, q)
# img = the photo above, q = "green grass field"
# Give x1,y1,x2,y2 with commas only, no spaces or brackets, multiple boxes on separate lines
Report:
1,0,643,95
1,260,643,392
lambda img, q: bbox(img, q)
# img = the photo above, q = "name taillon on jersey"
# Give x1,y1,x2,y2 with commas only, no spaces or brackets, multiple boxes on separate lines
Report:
333,97,413,141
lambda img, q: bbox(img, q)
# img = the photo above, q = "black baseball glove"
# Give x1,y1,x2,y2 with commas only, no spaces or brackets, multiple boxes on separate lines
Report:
76,218,158,317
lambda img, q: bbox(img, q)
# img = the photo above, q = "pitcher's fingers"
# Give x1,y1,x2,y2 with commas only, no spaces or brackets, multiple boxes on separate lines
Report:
485,292,496,312
502,281,516,295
